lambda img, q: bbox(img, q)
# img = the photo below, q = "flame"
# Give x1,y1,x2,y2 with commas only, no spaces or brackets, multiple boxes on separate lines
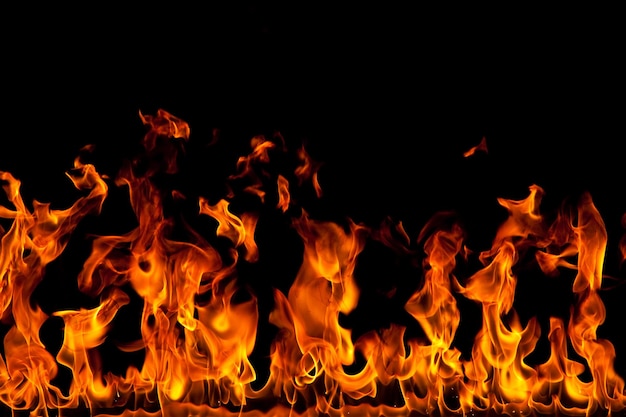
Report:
0,152,107,413
1,110,625,416
294,145,323,198
199,198,259,263
566,193,625,413
54,288,131,407
228,135,276,202
402,218,468,414
276,175,290,213
249,211,373,413
463,136,488,157
619,213,626,264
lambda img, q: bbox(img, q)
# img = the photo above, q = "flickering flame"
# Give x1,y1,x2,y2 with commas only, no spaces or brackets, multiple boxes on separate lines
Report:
619,213,626,263
1,110,624,417
276,175,290,213
463,136,488,158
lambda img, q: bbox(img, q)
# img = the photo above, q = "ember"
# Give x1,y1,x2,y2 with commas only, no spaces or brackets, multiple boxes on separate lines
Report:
1,110,625,417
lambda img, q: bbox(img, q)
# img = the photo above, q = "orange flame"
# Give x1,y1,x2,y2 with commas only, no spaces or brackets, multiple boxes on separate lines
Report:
1,110,625,416
0,152,107,413
463,136,488,158
295,145,323,198
228,135,276,202
276,174,290,213
253,212,376,414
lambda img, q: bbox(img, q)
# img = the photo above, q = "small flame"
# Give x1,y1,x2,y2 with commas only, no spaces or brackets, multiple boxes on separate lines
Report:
199,198,259,263
619,213,626,264
295,145,323,198
463,136,488,157
228,135,276,202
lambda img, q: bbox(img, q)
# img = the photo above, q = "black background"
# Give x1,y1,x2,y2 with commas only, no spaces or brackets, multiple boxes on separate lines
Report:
1,3,625,409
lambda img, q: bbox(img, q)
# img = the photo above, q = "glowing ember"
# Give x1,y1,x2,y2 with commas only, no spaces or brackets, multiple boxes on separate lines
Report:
1,110,625,417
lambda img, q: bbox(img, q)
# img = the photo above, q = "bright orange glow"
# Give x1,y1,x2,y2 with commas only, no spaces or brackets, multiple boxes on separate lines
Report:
1,110,624,416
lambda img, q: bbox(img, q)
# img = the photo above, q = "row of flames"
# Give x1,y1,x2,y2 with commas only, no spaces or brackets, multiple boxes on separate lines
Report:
1,110,626,417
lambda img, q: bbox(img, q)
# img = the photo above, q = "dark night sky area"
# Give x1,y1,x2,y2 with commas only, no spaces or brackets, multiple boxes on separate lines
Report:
1,3,626,397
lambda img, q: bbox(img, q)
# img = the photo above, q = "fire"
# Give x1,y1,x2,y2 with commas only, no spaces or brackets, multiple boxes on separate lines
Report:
463,136,488,158
1,110,625,416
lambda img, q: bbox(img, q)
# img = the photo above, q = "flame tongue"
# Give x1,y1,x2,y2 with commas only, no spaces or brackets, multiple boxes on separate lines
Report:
0,153,107,412
1,110,625,416
567,193,625,413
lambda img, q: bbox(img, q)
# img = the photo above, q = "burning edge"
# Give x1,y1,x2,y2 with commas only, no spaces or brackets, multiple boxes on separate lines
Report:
1,110,625,417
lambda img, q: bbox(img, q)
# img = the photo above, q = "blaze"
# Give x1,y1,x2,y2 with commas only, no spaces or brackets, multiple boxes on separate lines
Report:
0,110,624,416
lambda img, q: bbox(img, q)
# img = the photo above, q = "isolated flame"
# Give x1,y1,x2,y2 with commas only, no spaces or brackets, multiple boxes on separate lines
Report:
1,110,625,417
463,136,488,158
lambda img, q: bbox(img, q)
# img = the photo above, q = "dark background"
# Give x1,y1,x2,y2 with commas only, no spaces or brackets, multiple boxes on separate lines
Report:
1,3,625,407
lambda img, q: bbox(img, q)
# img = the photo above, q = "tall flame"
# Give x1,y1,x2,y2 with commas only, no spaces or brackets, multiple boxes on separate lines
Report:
0,152,107,413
